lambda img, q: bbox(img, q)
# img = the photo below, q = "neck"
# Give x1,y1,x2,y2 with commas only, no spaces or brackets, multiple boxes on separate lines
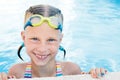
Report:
31,60,56,77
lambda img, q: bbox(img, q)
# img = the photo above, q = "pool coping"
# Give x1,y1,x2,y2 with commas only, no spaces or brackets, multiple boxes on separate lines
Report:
9,72,120,80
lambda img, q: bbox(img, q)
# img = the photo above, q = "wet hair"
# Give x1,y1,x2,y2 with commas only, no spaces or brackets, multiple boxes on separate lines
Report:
18,4,66,60
25,4,63,17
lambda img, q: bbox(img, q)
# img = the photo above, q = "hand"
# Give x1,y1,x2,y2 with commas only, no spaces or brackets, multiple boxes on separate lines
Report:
0,72,16,80
0,72,8,80
7,75,16,79
89,68,107,78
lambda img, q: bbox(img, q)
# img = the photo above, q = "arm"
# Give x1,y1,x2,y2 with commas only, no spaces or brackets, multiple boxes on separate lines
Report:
62,62,82,75
8,63,26,79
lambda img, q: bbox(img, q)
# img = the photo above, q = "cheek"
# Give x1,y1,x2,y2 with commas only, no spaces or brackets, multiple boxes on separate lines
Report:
24,40,35,52
49,44,59,54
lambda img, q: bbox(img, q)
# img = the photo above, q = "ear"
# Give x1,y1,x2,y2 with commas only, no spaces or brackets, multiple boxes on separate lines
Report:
60,33,63,42
21,31,25,41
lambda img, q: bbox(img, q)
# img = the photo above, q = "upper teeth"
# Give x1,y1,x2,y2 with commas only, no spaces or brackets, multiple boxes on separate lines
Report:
36,54,47,59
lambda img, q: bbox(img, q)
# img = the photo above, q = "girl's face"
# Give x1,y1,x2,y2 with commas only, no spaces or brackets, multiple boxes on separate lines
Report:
21,22,63,66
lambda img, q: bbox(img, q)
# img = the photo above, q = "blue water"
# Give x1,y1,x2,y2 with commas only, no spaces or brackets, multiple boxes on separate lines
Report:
0,0,120,73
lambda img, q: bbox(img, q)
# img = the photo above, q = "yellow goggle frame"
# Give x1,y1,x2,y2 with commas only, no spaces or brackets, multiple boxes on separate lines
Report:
24,14,62,31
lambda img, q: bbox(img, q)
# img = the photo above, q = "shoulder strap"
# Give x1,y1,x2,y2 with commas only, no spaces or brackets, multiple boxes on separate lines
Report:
56,62,63,76
24,63,32,78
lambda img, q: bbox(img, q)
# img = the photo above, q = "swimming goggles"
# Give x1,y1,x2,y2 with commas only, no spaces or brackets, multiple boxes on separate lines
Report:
24,14,63,31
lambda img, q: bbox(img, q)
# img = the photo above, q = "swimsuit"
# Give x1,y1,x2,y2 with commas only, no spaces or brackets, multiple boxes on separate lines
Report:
24,62,63,78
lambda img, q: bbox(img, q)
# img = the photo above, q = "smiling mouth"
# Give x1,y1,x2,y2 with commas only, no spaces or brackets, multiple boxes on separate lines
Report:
35,54,50,60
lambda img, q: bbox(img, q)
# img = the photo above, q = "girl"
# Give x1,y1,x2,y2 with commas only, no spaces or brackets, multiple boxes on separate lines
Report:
0,4,106,79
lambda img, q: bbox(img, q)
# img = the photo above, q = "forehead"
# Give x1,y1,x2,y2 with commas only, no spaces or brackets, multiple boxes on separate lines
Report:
25,22,61,36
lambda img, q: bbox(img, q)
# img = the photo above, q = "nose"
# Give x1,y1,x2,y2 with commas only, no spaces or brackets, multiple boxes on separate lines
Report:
35,43,48,53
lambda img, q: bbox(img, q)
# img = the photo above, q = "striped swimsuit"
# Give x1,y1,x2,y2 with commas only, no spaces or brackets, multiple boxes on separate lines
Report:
24,62,63,78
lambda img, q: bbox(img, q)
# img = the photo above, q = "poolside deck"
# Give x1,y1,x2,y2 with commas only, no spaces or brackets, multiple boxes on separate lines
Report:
9,72,120,80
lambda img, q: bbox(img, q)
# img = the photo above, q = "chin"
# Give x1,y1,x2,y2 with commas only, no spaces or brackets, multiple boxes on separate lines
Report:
33,58,50,66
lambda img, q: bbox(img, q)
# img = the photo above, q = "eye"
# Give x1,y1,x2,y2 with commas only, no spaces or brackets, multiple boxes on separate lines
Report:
31,37,39,41
48,38,56,42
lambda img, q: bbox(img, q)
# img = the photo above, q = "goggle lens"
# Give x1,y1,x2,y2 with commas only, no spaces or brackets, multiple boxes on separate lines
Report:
30,16,41,24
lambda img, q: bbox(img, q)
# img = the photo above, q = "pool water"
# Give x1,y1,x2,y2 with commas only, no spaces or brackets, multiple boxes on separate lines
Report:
0,0,120,73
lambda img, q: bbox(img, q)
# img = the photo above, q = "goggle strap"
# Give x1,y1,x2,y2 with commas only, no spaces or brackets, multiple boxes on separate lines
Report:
55,24,62,32
24,21,33,30
17,43,24,61
59,45,66,58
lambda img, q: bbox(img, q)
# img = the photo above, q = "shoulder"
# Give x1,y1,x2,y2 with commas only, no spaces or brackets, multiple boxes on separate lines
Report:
8,63,27,78
61,61,82,75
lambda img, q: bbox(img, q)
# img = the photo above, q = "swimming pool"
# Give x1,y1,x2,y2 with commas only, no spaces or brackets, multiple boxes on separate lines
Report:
0,0,120,73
